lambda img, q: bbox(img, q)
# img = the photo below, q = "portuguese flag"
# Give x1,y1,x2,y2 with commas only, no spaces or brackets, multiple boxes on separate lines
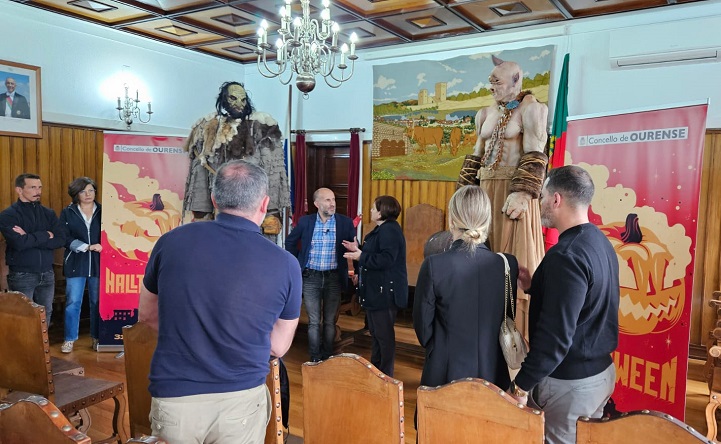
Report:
548,53,569,169
544,53,569,250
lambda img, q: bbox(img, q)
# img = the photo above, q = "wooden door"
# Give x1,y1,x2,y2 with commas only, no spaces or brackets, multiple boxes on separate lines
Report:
306,141,350,216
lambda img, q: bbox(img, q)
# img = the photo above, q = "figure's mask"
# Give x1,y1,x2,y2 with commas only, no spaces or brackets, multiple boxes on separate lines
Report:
489,56,522,104
224,84,247,119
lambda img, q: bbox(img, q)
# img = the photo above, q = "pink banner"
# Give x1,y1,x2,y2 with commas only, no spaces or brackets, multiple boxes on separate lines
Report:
99,133,188,348
566,103,708,420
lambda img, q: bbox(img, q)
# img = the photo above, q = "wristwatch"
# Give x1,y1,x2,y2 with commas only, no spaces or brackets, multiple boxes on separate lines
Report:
509,380,529,398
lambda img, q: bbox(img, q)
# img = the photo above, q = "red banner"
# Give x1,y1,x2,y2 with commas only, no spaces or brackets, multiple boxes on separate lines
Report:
565,103,708,420
99,133,188,349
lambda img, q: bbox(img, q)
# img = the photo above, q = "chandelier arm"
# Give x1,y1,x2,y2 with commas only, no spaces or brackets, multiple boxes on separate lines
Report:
256,53,287,79
327,60,355,84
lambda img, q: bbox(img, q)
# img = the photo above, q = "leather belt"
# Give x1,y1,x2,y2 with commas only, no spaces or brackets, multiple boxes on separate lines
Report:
305,268,338,276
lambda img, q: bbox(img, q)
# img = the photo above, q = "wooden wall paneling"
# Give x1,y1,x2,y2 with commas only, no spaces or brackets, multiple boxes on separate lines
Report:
60,127,76,207
37,127,51,201
6,138,24,206
23,138,38,179
0,137,11,205
690,134,712,346
693,132,721,347
48,127,63,212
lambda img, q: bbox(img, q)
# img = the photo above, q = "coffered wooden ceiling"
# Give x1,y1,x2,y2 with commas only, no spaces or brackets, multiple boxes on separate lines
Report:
11,0,708,63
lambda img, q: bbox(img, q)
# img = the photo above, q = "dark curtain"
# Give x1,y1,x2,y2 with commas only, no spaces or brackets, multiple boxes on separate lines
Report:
347,131,360,220
292,132,307,226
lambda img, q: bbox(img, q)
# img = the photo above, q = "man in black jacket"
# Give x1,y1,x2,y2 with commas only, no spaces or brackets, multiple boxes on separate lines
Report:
509,166,619,444
0,174,66,325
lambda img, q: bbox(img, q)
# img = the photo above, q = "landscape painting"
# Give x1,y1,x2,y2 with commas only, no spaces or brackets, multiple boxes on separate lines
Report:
372,45,555,181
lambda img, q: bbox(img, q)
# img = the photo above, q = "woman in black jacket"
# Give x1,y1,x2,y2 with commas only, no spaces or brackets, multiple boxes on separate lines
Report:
413,185,518,390
59,177,102,353
343,196,407,377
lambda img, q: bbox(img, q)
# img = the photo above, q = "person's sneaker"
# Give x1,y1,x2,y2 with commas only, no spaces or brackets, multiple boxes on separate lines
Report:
92,338,99,351
61,341,74,354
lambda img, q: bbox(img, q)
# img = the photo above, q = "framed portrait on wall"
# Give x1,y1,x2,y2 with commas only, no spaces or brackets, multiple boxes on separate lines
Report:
0,60,42,138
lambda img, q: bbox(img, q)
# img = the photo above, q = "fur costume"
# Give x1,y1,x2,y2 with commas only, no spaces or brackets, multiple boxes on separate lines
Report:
183,112,291,218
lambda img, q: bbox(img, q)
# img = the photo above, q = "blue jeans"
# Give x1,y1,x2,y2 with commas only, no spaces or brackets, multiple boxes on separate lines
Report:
64,276,100,341
7,270,55,326
302,269,341,361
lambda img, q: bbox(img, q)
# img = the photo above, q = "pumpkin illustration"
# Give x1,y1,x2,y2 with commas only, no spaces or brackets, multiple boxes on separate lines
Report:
600,213,685,336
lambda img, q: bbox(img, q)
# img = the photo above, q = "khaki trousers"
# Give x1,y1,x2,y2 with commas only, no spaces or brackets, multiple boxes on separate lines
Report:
150,384,270,444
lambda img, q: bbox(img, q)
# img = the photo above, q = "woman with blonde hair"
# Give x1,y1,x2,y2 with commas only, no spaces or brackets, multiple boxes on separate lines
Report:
413,185,518,389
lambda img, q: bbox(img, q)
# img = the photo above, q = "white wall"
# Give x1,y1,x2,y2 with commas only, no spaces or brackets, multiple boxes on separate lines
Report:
2,0,721,140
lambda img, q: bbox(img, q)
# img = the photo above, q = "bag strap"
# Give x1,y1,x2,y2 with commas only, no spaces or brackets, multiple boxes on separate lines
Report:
497,252,515,327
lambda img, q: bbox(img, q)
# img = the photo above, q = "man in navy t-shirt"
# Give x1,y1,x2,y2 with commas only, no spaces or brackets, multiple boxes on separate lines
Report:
139,160,302,443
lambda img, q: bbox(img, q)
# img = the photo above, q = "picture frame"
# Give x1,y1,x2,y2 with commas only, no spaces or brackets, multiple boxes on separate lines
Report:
0,60,42,138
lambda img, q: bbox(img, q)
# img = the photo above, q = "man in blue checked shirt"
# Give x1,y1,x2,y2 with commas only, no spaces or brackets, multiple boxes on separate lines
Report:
285,187,356,362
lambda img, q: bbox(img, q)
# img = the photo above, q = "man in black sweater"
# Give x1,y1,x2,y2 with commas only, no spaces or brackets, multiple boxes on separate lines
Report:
0,174,66,325
509,165,619,444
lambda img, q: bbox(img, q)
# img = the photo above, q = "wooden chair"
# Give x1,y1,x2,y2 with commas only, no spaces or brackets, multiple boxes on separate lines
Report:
122,322,284,443
0,395,91,444
416,378,544,444
265,358,284,444
302,353,404,444
576,410,712,443
122,322,158,438
0,291,127,444
403,203,444,287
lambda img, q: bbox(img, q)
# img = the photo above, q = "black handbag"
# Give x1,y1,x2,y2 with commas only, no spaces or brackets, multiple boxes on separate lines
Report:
497,252,528,370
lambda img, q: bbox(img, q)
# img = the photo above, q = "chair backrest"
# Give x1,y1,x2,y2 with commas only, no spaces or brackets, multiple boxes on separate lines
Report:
576,410,713,444
0,395,90,444
404,203,444,267
0,292,54,400
123,322,158,438
265,358,283,444
416,378,544,444
302,353,404,444
122,322,284,443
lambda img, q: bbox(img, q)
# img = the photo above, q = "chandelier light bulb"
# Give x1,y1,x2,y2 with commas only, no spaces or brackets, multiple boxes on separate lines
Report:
322,0,330,7
285,0,292,4
321,8,330,21
279,6,286,17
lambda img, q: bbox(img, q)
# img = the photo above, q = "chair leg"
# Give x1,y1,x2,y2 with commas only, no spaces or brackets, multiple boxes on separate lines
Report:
706,392,721,441
76,409,92,432
93,394,128,444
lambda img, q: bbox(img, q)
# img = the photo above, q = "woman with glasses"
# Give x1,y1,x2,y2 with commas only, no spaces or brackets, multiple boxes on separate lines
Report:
59,177,102,353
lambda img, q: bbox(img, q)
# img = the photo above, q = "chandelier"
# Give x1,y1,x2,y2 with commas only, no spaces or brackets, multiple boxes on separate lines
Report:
116,83,152,129
255,0,358,96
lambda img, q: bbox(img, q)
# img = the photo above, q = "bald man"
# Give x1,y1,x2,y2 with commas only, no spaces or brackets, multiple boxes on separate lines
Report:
285,188,356,362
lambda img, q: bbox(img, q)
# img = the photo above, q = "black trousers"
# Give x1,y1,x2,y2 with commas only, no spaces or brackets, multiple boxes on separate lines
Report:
366,306,398,377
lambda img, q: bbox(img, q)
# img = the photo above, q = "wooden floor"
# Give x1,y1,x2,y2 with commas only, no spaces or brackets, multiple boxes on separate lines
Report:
48,310,712,443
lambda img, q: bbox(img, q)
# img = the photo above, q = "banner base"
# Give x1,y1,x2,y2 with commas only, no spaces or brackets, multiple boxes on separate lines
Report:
96,344,124,353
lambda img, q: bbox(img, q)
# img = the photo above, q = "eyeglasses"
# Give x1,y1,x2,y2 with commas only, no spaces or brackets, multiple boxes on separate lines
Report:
79,189,96,195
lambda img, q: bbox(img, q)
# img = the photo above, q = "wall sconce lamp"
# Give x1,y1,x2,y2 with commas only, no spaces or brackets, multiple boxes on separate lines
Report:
116,83,152,129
